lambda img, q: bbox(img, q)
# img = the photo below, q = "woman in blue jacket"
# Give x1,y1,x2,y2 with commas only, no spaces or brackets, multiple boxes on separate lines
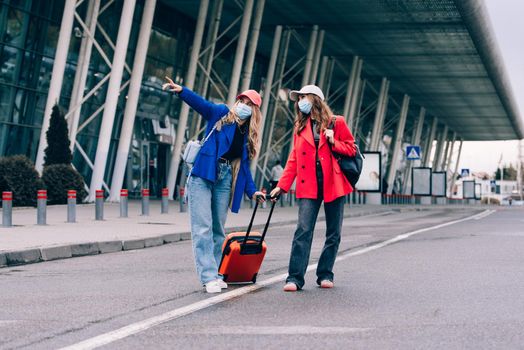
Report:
163,77,265,294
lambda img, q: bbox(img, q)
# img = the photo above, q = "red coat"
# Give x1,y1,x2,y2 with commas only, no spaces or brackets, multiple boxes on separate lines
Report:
277,116,357,203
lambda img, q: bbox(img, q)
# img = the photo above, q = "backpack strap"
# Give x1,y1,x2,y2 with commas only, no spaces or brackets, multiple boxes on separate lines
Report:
328,116,337,130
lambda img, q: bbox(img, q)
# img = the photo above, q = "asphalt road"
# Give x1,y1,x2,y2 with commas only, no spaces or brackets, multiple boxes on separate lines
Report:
1,206,523,349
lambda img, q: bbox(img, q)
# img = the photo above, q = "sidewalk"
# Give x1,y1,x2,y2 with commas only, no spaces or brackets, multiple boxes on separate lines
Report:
0,200,427,268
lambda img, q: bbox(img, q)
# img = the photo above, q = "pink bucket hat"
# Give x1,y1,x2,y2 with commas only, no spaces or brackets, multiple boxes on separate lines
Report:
237,89,262,107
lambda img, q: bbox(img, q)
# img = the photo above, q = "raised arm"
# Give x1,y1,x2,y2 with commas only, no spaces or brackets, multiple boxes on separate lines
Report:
163,76,228,122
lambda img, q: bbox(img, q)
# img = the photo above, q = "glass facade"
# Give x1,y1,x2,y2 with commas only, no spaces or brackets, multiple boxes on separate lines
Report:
0,0,275,197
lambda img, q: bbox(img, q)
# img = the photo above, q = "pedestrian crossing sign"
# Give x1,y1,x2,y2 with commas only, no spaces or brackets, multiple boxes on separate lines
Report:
406,145,421,160
461,168,470,177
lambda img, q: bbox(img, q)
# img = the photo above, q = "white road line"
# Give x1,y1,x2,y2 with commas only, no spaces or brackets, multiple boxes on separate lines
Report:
59,209,493,350
473,209,496,220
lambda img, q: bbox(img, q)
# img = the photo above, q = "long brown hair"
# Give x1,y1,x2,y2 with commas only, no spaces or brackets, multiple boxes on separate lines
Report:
294,94,334,135
219,102,261,160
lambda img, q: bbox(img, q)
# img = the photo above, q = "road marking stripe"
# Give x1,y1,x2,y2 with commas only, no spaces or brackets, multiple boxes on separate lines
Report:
59,209,493,350
473,209,496,220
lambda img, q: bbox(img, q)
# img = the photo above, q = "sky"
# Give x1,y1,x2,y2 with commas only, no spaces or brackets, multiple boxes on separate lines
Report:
458,0,524,175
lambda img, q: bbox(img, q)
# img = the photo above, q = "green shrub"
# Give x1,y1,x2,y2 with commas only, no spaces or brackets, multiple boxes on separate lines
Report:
0,155,44,207
42,164,87,204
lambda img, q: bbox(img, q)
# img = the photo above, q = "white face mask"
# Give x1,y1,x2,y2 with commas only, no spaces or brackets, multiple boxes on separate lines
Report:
235,103,252,120
298,98,312,114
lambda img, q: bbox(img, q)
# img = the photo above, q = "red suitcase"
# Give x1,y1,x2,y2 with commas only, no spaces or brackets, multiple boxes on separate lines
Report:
218,197,276,283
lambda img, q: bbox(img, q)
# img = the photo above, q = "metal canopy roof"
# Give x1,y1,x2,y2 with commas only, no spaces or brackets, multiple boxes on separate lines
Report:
162,0,523,141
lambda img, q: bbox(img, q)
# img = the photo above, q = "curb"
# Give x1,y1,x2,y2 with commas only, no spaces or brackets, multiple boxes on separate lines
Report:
0,208,393,269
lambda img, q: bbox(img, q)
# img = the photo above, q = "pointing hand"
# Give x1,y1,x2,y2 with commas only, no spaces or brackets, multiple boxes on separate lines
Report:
162,76,182,93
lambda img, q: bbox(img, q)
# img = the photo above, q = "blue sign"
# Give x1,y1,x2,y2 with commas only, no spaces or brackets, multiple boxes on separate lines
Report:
490,180,496,186
461,168,470,177
406,145,421,160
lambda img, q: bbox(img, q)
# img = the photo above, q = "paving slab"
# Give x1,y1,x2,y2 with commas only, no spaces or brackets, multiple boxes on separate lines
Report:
6,249,41,265
98,241,123,254
123,239,146,251
41,245,72,261
70,243,99,257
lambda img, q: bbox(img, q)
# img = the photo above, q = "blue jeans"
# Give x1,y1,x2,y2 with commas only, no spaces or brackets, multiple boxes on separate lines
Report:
188,163,232,284
286,196,345,289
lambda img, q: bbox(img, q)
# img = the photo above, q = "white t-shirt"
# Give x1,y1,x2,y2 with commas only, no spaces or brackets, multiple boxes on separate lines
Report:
270,165,284,181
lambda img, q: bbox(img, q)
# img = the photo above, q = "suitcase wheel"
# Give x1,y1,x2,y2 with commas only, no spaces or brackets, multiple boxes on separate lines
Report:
251,273,257,283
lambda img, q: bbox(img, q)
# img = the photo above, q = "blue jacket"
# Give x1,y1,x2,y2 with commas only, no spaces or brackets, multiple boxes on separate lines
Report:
178,87,257,213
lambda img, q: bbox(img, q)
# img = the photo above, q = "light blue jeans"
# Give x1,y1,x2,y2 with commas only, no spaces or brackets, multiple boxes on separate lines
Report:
187,163,232,284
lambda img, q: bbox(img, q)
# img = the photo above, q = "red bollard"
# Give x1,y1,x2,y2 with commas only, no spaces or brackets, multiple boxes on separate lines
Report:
37,190,47,225
2,191,13,227
95,189,104,220
161,188,169,214
141,188,150,216
67,190,76,223
120,189,128,217
179,187,187,212
289,189,296,207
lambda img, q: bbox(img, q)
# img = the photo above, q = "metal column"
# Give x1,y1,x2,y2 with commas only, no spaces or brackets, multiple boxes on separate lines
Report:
323,58,335,99
444,131,457,172
301,25,319,86
347,59,364,130
449,139,463,197
167,0,210,198
109,0,157,202
317,56,329,91
191,0,224,137
423,117,438,167
369,78,390,151
342,56,360,123
250,25,282,176
226,0,254,105
403,107,425,194
263,29,292,177
240,0,265,92
309,29,324,84
35,0,76,173
386,95,410,195
88,0,137,201
68,0,101,151
352,79,367,138
432,125,448,171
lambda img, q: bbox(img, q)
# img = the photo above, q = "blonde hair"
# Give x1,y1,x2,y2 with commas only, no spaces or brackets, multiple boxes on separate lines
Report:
219,102,261,160
294,94,334,135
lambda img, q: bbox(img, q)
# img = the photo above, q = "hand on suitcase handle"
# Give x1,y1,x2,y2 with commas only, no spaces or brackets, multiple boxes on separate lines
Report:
269,187,282,201
253,191,266,202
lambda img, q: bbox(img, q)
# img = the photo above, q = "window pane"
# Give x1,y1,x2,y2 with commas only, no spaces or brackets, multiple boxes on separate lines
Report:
0,45,18,83
3,8,25,46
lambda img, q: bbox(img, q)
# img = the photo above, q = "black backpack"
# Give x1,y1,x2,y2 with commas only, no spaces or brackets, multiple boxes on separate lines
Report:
328,117,364,188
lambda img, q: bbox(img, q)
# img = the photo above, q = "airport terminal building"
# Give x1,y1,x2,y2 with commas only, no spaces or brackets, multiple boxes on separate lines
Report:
0,0,522,201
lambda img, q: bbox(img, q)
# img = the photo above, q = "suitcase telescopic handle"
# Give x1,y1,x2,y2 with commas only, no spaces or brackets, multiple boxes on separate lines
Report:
242,194,277,247
259,198,276,245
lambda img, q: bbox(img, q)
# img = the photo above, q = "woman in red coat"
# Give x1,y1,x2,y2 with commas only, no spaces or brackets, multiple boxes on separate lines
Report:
270,85,356,292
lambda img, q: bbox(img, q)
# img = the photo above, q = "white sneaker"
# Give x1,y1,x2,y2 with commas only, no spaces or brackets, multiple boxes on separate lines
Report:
216,279,228,289
204,280,221,294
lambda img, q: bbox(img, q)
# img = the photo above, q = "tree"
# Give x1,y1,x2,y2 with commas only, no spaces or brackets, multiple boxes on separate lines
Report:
494,164,518,181
41,104,88,203
44,104,72,166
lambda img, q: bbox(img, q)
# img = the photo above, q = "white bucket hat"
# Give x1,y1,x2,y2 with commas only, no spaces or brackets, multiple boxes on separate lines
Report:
289,85,325,101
